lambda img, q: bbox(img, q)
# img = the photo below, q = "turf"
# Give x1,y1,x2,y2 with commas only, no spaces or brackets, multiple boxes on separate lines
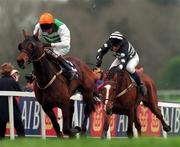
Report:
0,137,180,147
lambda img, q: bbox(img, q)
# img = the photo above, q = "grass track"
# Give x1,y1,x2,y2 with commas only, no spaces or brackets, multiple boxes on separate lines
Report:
0,137,180,147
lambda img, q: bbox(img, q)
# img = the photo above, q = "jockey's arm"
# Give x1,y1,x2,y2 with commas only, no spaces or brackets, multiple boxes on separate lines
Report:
96,40,112,59
116,42,129,70
51,25,70,56
96,40,112,67
33,24,70,56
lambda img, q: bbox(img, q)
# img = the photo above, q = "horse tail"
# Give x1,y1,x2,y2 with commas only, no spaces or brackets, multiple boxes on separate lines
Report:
142,74,158,107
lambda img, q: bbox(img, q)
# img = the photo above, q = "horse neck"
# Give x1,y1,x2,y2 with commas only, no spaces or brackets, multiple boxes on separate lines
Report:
33,51,58,87
115,70,131,91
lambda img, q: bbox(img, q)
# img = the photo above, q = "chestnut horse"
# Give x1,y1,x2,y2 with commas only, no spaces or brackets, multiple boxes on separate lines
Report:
101,66,171,138
16,31,96,137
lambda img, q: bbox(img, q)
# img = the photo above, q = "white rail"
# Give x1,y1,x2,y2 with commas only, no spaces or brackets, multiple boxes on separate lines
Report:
0,91,82,140
0,91,179,139
0,91,45,140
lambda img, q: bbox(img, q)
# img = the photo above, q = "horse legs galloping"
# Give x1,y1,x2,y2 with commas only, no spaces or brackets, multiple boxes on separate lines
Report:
42,105,63,137
141,73,171,132
127,109,135,138
134,97,142,136
81,90,95,135
81,104,91,134
102,113,111,138
61,102,73,136
143,101,171,132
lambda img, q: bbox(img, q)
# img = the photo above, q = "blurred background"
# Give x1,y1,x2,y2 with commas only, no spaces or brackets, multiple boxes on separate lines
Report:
0,0,180,90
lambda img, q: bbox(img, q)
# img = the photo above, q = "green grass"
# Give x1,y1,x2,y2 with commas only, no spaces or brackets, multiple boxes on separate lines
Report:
0,137,180,147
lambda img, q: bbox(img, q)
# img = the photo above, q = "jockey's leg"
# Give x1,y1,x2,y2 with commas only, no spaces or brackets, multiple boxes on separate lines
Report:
45,47,78,81
56,56,78,80
130,71,146,96
126,54,146,96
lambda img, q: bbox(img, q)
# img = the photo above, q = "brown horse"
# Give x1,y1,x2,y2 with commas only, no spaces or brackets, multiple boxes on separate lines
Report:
100,66,171,138
16,30,96,137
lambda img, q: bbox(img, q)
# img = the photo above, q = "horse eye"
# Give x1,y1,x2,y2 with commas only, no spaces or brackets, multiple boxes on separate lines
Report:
18,43,22,51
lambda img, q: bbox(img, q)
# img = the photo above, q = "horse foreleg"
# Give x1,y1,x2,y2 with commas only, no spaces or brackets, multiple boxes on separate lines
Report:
127,112,134,138
42,106,63,137
134,112,141,137
81,90,95,136
69,100,74,129
102,113,111,139
61,103,71,136
134,99,142,136
81,104,91,135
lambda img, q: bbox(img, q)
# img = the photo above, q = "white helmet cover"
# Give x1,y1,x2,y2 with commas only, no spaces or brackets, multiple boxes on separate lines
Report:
109,31,123,40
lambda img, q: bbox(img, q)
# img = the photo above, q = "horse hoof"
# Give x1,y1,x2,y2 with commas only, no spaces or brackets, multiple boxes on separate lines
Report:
69,128,80,138
57,132,64,138
74,126,81,133
164,125,171,132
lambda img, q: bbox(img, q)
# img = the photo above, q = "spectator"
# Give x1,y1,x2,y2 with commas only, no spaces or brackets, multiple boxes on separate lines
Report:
93,67,104,87
92,67,104,98
11,69,20,82
0,63,25,139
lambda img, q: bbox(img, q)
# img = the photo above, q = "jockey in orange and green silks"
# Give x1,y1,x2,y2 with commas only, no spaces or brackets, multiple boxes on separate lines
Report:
33,12,78,81
33,12,70,56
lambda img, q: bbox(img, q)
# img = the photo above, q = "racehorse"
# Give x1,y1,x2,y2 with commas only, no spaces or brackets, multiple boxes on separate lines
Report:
16,30,96,137
100,66,171,138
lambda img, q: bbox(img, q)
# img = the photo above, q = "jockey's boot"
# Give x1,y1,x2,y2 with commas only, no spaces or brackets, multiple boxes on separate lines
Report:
130,71,147,96
57,56,78,81
44,48,78,81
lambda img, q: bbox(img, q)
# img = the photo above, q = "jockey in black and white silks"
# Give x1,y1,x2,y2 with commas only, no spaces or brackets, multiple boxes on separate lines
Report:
95,31,146,96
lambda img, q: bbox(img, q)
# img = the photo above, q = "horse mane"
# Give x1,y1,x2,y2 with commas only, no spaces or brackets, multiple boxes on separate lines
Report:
106,66,130,94
107,66,123,80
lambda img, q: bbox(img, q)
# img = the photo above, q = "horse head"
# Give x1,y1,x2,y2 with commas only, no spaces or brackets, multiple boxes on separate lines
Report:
99,67,120,108
17,30,42,69
100,67,129,107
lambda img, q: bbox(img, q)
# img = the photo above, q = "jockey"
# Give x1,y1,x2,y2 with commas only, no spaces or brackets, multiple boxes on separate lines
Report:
33,12,78,81
95,31,146,96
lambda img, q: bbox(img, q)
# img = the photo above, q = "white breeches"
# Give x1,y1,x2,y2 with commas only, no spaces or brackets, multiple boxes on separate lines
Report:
109,53,139,74
53,46,70,56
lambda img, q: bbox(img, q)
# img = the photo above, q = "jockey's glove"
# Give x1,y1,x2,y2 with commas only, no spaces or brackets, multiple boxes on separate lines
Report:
118,64,123,70
96,59,102,67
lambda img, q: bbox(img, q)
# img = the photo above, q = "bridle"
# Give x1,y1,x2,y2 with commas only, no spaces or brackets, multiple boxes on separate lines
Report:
19,38,46,63
102,78,136,112
19,38,63,90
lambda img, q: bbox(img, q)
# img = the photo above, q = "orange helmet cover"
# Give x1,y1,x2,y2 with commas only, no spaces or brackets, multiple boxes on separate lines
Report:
39,12,54,24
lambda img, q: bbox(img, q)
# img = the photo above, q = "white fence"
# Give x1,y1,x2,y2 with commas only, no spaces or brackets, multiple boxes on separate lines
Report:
0,91,83,140
0,91,180,140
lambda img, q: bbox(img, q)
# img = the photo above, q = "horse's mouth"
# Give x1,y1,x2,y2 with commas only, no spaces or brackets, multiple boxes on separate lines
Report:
17,59,25,69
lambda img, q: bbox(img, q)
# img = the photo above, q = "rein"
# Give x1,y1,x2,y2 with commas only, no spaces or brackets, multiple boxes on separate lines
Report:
32,47,63,90
33,52,46,62
36,69,63,90
103,81,136,102
116,82,136,98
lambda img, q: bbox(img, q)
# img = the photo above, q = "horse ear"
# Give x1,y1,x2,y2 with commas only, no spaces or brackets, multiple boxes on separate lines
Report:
22,29,28,38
